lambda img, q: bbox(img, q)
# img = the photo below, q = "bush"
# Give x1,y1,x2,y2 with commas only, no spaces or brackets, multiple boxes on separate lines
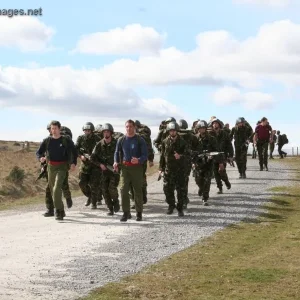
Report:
13,142,21,146
6,166,25,184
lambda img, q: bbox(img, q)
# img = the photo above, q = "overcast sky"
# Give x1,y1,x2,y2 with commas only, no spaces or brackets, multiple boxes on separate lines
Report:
0,0,299,146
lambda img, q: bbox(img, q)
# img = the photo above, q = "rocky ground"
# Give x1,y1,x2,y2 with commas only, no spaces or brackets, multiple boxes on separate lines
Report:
0,158,294,300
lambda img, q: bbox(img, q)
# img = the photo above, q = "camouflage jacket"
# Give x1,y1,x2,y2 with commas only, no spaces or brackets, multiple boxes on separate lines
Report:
209,129,234,158
154,128,169,152
75,133,100,173
137,125,154,162
159,135,188,172
230,121,253,141
90,137,117,167
178,129,199,152
232,125,253,148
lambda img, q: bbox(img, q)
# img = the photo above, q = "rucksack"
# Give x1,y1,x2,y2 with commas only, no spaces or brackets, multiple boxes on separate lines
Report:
281,134,288,145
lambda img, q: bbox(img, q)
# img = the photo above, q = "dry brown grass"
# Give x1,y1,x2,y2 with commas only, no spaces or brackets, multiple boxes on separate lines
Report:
0,140,80,205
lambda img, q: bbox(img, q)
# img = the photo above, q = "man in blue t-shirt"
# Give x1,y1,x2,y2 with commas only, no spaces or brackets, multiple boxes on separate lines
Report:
114,119,148,222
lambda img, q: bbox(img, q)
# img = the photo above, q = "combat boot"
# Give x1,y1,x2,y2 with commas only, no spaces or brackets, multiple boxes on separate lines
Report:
120,212,132,222
85,197,91,206
260,165,263,171
43,208,54,217
239,173,243,179
107,207,114,216
265,165,268,171
136,212,142,221
202,196,209,206
91,204,97,209
66,198,73,209
225,180,231,190
176,204,184,217
55,210,65,221
166,205,174,215
242,173,247,179
217,187,223,194
113,199,120,213
198,188,203,196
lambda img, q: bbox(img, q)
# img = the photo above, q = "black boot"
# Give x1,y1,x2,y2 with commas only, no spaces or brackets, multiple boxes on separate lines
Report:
85,197,91,206
177,204,184,217
66,198,73,209
217,187,223,194
260,165,263,171
265,165,268,171
136,212,142,221
55,209,65,220
202,196,209,206
113,200,120,213
120,212,132,222
225,180,231,190
198,188,203,196
167,205,174,215
239,173,243,179
43,208,54,217
242,172,247,178
107,207,114,216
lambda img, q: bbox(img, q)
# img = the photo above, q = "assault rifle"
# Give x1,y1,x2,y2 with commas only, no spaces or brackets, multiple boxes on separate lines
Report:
79,148,116,173
36,161,47,182
190,150,224,167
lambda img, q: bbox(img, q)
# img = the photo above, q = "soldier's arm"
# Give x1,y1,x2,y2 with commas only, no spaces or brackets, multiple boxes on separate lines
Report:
154,129,163,148
159,141,166,171
90,141,102,165
226,133,234,157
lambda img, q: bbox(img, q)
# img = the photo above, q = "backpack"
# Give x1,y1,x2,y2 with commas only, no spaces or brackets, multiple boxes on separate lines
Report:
281,134,288,145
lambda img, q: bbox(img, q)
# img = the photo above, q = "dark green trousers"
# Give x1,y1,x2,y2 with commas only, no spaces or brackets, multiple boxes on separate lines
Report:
120,164,143,213
47,163,69,211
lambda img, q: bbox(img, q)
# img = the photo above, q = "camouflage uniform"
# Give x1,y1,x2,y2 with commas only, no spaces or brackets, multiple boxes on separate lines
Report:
75,131,101,208
193,130,219,204
159,123,188,215
90,136,120,214
209,121,234,193
154,117,175,152
269,134,277,159
178,129,198,206
232,121,253,178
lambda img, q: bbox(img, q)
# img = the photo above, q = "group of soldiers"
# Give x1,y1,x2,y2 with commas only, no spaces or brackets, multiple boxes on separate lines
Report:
40,116,288,219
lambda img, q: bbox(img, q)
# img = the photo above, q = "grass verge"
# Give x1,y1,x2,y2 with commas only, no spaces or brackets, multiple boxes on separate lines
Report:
81,160,300,300
0,189,83,211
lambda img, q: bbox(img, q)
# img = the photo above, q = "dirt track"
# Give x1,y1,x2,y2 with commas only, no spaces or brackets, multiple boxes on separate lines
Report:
0,159,292,300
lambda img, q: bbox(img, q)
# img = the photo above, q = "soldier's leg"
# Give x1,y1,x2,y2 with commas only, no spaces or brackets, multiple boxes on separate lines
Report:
110,173,120,213
79,172,92,206
213,162,223,193
183,163,192,208
175,171,185,216
219,162,231,190
163,171,176,214
235,147,243,178
62,171,72,208
195,168,204,196
142,162,148,204
269,143,274,158
257,142,264,170
263,142,269,170
90,167,101,209
202,166,213,205
102,172,113,214
278,145,283,158
97,175,103,205
241,148,248,178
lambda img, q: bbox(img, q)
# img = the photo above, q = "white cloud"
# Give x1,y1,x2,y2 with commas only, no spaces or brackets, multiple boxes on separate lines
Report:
0,17,55,52
233,0,291,7
72,23,165,56
212,86,275,110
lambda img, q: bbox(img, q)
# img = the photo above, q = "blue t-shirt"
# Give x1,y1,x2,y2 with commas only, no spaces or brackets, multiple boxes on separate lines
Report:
114,135,148,164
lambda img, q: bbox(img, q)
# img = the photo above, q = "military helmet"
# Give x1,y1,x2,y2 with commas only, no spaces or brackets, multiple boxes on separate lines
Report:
95,124,102,132
239,117,246,122
211,118,224,129
135,120,141,127
82,122,95,131
178,119,188,129
166,122,179,132
61,126,73,139
165,117,176,124
236,117,244,125
102,123,114,133
195,120,208,129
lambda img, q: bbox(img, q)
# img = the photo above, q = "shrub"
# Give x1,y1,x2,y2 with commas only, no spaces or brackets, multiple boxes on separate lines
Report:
6,166,25,184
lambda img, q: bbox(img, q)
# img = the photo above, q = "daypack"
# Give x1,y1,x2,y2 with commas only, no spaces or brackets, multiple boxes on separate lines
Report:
281,134,289,145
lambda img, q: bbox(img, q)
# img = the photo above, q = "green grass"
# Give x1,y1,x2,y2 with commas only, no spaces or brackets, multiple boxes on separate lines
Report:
81,162,300,300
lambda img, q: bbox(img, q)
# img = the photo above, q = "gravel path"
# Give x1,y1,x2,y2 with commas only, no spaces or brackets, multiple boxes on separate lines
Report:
0,158,295,300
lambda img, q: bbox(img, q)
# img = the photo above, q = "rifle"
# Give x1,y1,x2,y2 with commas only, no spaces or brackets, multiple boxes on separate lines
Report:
79,148,116,173
36,162,47,182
